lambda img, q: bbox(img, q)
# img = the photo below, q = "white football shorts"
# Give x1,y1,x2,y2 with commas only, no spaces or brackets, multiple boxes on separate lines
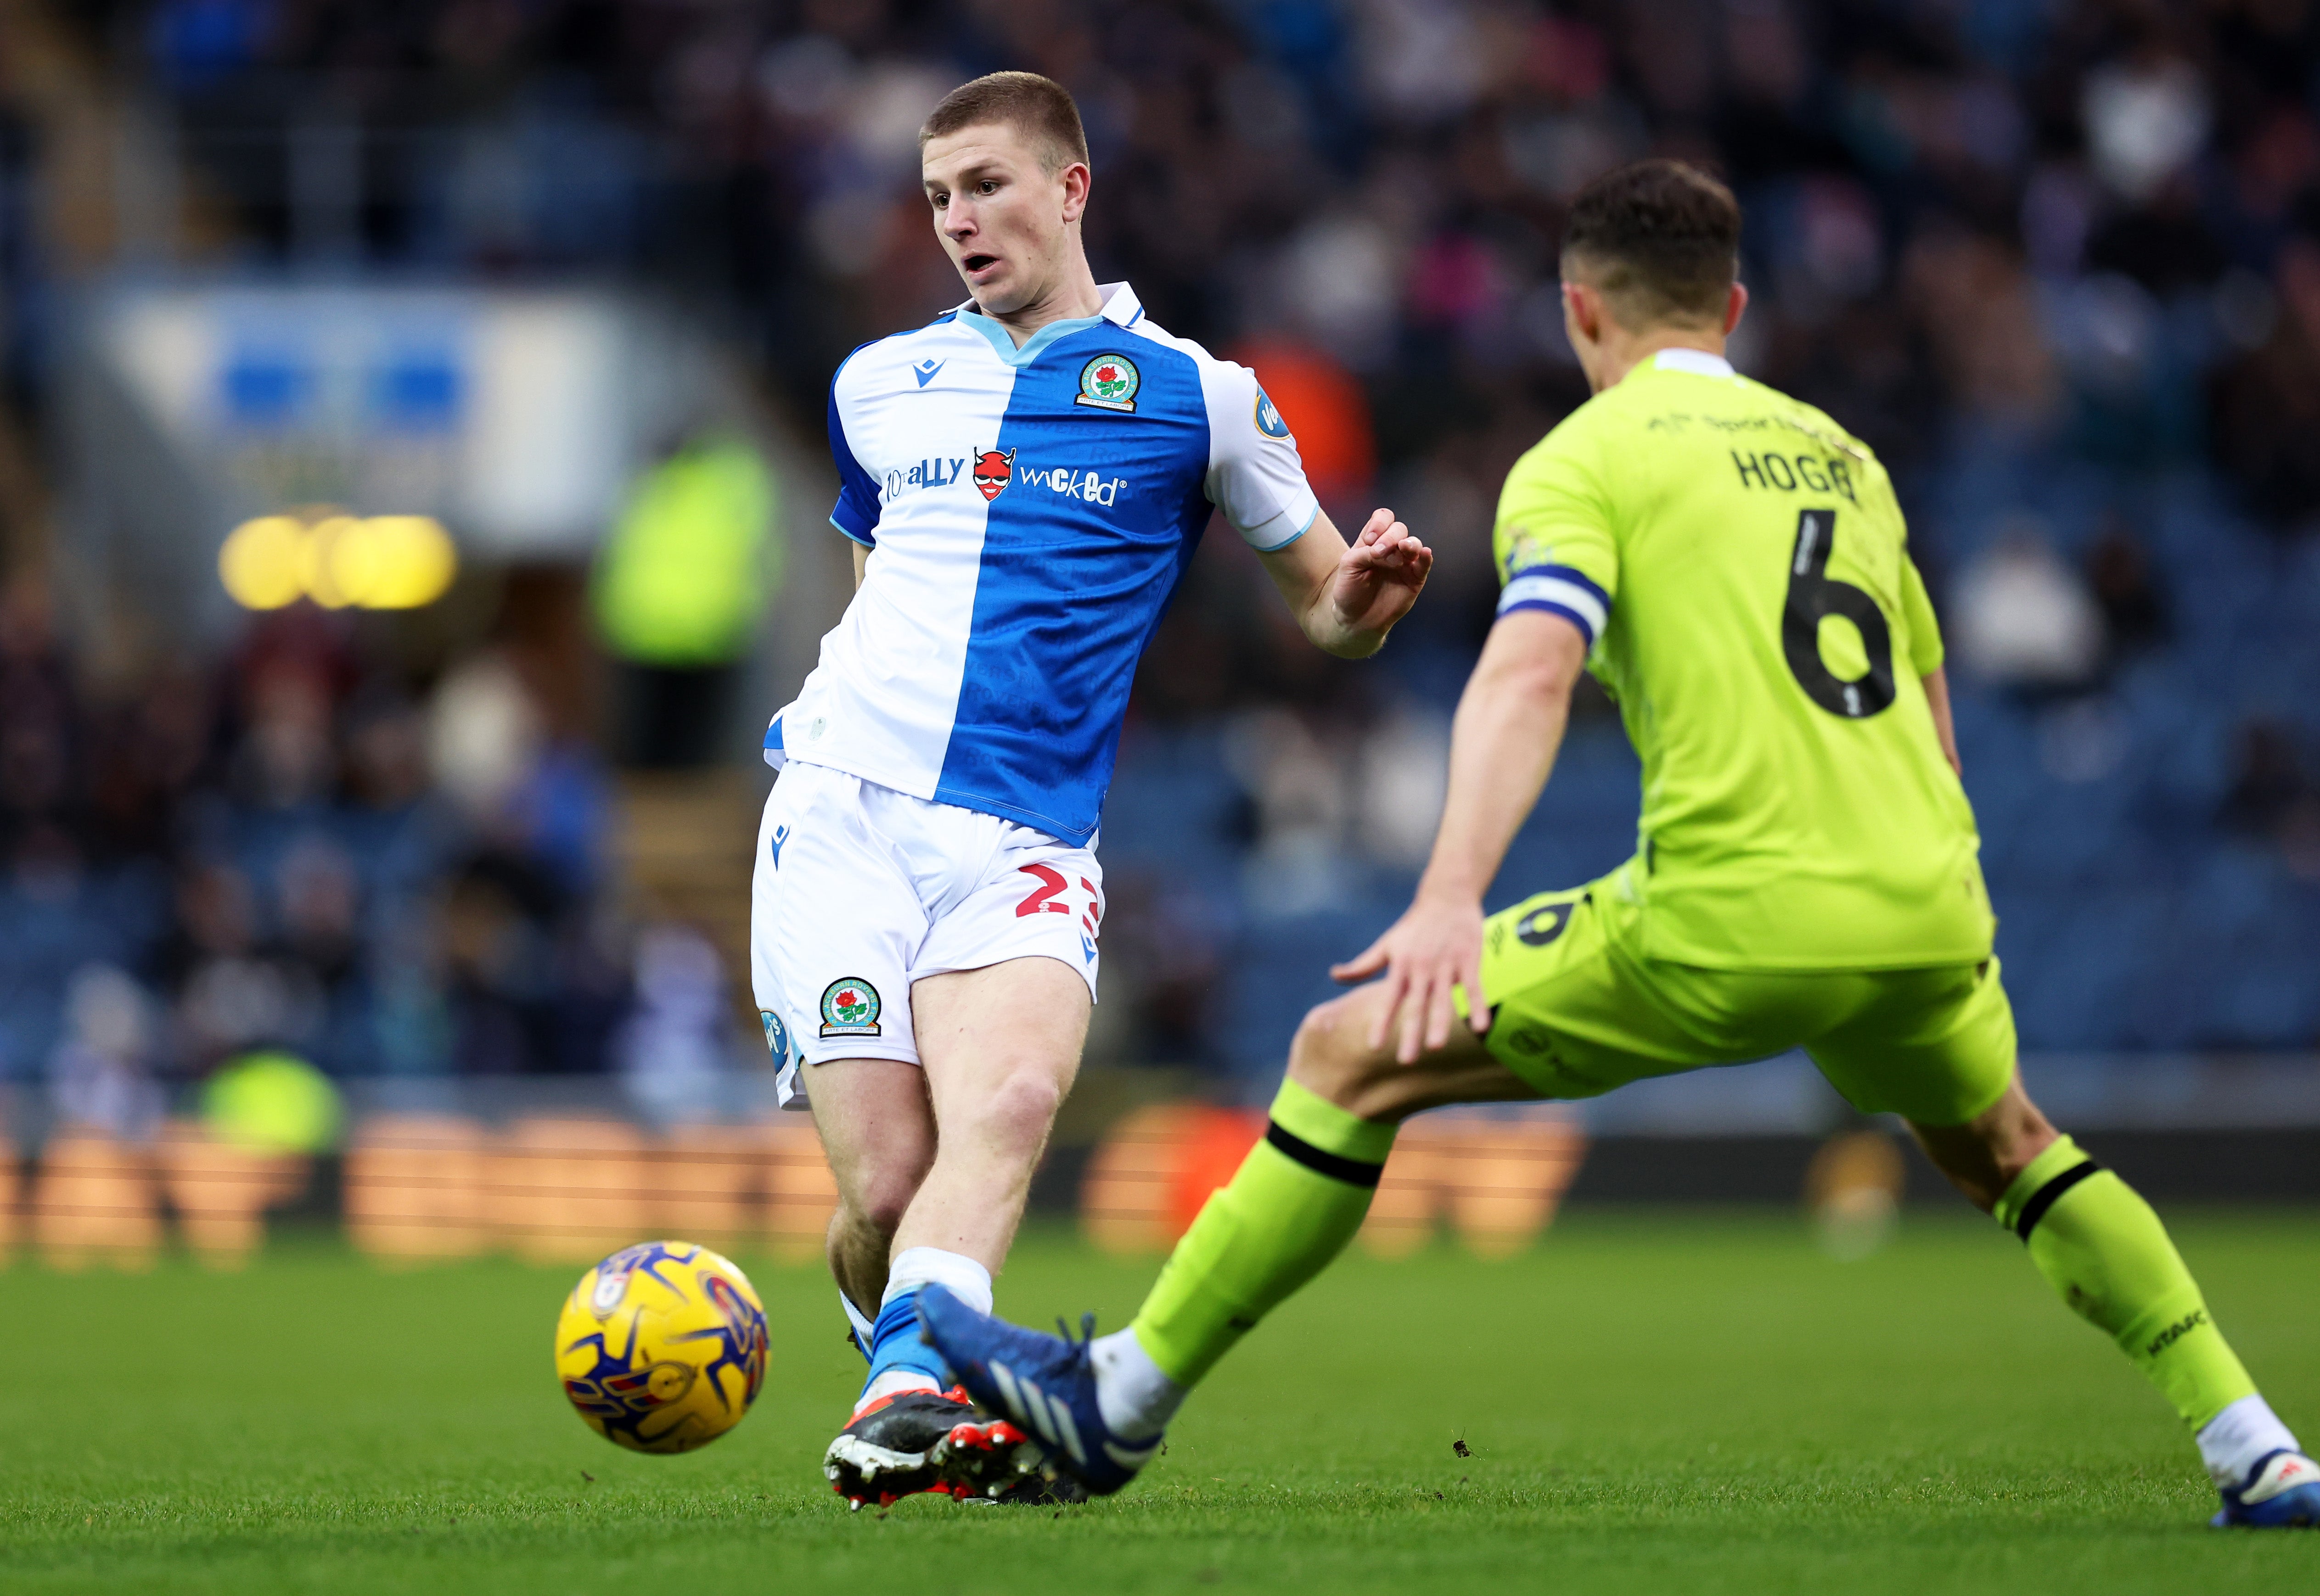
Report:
750,760,1103,1109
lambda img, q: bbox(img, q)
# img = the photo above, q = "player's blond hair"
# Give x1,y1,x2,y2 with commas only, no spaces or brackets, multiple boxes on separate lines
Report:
920,72,1090,176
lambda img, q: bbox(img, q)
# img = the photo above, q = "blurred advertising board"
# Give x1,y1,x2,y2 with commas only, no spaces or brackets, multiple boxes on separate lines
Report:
65,281,729,635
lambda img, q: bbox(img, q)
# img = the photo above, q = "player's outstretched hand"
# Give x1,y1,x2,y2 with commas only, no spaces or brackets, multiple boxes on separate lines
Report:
1327,508,1433,638
1329,886,1489,1064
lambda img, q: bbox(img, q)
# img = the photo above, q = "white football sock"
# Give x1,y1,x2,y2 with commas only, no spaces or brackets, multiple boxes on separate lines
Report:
2196,1393,2301,1487
1091,1327,1184,1441
882,1246,994,1315
859,1369,941,1409
838,1289,877,1349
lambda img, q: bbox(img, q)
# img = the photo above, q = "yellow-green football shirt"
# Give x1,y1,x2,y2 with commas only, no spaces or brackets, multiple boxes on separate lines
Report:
1493,347,1993,970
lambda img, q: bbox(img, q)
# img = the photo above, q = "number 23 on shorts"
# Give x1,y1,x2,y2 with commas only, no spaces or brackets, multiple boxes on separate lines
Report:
1016,863,1102,940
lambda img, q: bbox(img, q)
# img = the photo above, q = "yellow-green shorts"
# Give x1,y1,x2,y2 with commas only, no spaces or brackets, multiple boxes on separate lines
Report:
1469,870,2015,1128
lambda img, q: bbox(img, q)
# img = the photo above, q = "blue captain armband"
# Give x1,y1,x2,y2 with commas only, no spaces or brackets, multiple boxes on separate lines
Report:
1496,565,1609,647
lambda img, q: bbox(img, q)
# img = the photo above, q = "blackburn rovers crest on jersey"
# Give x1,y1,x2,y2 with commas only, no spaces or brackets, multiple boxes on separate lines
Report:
1077,353,1140,411
765,282,1320,848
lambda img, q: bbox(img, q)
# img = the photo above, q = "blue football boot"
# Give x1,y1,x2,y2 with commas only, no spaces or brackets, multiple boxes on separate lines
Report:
2213,1449,2320,1528
916,1285,1161,1497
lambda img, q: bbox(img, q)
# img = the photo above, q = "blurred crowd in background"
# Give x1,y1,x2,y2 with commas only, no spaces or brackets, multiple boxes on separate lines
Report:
0,570,746,1114
2,0,2320,1120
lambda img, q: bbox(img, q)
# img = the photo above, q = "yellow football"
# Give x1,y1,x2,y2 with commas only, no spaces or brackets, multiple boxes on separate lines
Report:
553,1241,770,1453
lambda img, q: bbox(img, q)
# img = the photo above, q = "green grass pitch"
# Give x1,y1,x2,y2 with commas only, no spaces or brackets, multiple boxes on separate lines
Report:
3,1211,2313,1594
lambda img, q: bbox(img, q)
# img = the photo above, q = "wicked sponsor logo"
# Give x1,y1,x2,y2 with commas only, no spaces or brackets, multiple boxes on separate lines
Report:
1014,463,1129,506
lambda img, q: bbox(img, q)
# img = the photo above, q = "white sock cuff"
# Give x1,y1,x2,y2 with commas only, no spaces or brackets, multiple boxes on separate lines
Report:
882,1247,994,1316
838,1290,878,1347
2196,1393,2300,1487
1090,1326,1184,1441
859,1369,941,1410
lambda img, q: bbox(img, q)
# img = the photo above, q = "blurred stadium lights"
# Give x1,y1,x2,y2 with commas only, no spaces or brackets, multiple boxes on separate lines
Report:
66,284,749,638
219,510,457,611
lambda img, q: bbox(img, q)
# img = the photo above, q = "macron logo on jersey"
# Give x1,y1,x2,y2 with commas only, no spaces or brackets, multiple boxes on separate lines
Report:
913,358,944,387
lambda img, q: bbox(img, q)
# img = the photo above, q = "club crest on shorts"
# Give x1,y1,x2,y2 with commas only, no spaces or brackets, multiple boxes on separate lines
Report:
1076,353,1140,412
819,978,882,1037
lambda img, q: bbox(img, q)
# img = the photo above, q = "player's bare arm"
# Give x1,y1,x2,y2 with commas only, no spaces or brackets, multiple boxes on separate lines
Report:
1255,507,1433,658
1331,609,1589,1060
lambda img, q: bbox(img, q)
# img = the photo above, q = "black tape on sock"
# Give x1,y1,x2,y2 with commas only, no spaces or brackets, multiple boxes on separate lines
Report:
1264,1121,1386,1188
2012,1157,2104,1241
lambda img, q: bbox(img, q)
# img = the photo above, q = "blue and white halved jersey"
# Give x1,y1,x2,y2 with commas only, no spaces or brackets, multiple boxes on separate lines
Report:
764,282,1319,847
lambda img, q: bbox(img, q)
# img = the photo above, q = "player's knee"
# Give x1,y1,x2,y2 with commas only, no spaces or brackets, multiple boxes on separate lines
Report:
831,1141,932,1238
967,1063,1068,1156
1909,1077,2057,1211
838,1167,918,1239
1989,1096,2058,1178
1286,995,1393,1111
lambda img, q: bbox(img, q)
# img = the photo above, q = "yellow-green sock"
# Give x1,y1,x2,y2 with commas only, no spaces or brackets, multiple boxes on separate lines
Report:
1994,1135,2257,1429
1129,1078,1394,1385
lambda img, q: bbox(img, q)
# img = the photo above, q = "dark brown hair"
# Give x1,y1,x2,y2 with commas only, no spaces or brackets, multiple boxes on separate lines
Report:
1561,159,1742,328
920,71,1090,174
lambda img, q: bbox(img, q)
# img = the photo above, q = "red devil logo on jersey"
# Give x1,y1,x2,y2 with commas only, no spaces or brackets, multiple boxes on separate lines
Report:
972,448,1016,501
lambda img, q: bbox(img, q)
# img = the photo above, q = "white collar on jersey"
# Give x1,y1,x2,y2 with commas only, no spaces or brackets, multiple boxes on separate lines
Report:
1651,347,1737,379
952,281,1147,368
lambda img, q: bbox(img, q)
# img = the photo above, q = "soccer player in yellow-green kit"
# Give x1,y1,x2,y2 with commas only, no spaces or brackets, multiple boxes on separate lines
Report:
917,159,2318,1528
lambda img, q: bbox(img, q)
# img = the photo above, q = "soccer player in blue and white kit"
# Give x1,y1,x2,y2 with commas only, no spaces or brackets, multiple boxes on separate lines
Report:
750,72,1434,1505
